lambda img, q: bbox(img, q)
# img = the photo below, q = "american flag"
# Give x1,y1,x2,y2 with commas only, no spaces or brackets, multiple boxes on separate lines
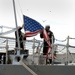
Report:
23,15,51,58
43,29,51,59
23,15,44,37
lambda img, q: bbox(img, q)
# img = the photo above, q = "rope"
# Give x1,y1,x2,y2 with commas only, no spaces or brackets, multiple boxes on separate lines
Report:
69,37,75,39
20,60,37,75
0,26,14,29
55,57,66,61
55,38,67,42
0,28,16,35
16,0,23,23
0,40,7,44
68,50,75,63
57,46,66,52
18,0,23,15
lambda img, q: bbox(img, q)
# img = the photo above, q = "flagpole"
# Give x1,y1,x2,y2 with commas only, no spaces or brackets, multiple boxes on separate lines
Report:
12,0,20,55
23,15,27,50
23,15,26,34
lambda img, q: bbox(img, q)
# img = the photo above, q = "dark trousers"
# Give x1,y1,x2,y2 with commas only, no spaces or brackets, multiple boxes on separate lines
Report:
16,41,24,50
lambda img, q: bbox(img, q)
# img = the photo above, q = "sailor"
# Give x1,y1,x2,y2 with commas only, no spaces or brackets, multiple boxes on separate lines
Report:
15,25,26,51
40,25,55,55
40,25,55,64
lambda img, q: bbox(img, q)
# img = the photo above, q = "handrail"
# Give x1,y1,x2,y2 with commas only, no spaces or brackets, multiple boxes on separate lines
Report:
0,35,75,65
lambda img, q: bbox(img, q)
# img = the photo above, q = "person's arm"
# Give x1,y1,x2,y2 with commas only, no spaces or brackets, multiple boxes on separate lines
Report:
18,24,24,31
40,30,43,38
50,31,55,43
52,33,55,43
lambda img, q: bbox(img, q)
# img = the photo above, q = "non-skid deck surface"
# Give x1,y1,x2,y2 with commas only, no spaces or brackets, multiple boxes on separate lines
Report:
0,65,75,75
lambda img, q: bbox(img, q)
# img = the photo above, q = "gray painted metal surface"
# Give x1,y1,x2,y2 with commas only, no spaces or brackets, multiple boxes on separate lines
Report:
0,65,32,75
29,65,75,75
0,65,75,75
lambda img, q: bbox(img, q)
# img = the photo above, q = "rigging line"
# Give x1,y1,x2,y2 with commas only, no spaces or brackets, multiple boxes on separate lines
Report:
57,51,66,54
0,40,7,44
18,0,23,15
14,0,23,23
69,37,75,39
16,9,23,23
0,28,16,35
17,0,24,22
56,57,66,60
16,10,23,23
0,26,14,30
68,51,75,62
57,46,66,52
55,38,67,42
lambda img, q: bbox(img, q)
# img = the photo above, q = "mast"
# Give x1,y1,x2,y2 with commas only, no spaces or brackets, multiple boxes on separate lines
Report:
12,0,20,55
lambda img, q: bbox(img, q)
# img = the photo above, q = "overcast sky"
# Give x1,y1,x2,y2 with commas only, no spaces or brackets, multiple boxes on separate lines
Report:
0,0,75,46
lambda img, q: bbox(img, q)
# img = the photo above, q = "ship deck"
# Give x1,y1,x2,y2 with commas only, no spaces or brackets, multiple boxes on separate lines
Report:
0,64,75,75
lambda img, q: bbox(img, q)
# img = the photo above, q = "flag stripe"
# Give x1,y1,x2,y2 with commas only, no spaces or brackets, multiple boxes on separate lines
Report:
25,30,42,37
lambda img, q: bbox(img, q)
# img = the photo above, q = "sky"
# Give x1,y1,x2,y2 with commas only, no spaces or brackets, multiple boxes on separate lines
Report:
0,0,75,46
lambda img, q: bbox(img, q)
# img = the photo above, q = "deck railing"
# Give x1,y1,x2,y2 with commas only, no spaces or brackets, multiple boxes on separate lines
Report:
0,36,75,65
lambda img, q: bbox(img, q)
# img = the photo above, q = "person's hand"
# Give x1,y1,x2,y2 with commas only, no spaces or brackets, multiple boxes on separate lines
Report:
18,26,21,29
22,24,24,28
48,32,50,35
40,30,43,34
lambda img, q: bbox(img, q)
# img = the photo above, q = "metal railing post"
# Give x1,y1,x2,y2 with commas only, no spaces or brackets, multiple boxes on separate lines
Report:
6,39,8,64
66,36,69,65
32,38,35,64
